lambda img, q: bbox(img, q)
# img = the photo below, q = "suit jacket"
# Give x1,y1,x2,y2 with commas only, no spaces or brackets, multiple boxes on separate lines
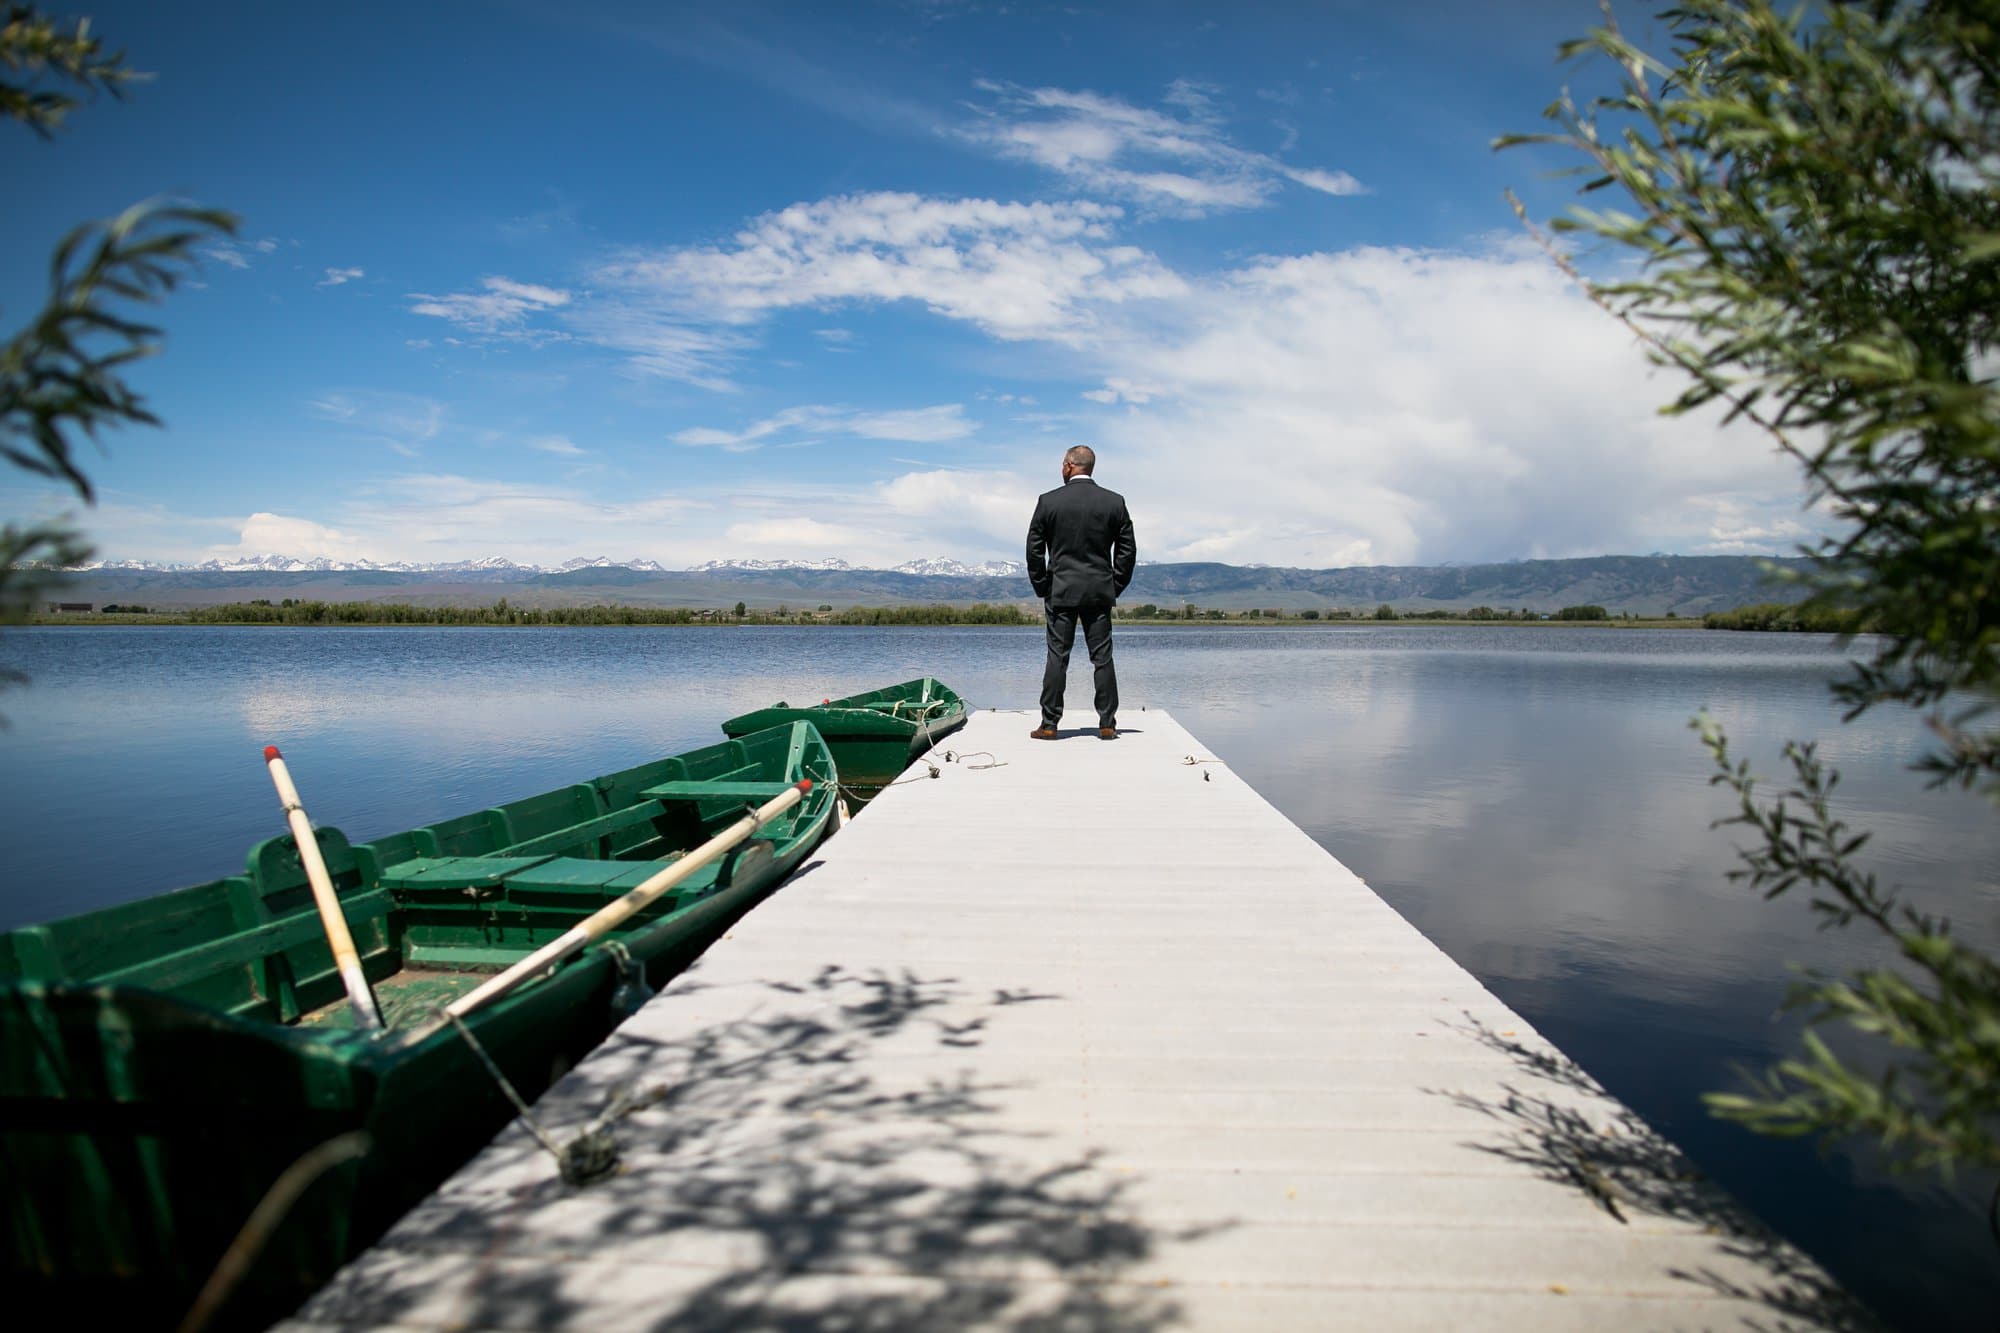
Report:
1026,477,1136,607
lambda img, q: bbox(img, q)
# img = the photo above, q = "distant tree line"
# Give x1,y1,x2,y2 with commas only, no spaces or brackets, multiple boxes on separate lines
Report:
1114,602,1652,622
60,598,1869,631
821,602,1029,625
167,599,1033,627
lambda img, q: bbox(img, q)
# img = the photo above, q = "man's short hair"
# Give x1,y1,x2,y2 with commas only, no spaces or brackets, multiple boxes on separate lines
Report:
1064,445,1096,473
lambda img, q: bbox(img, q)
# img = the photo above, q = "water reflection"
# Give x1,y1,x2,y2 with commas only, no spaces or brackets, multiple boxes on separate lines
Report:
0,623,1993,1327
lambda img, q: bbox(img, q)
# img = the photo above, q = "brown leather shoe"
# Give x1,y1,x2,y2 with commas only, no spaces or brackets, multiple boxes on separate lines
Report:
1029,726,1059,740
1097,726,1118,740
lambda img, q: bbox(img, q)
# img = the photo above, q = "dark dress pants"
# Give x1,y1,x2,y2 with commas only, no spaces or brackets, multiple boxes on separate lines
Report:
1041,602,1118,729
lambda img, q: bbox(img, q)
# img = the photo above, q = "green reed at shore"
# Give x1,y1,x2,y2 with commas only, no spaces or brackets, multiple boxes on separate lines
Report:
1701,602,1874,634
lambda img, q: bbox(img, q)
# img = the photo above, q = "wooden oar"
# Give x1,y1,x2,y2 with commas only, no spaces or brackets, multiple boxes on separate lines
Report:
262,746,383,1031
445,778,814,1021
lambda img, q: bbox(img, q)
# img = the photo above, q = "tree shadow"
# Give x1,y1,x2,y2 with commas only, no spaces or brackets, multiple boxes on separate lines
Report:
296,964,1211,1330
1433,1013,1882,1333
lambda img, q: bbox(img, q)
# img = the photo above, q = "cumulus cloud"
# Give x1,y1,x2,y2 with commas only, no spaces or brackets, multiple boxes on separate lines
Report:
209,512,376,562
529,434,587,457
959,80,1363,214
673,403,974,451
875,468,1038,548
318,266,365,287
1075,244,1813,565
360,187,1817,567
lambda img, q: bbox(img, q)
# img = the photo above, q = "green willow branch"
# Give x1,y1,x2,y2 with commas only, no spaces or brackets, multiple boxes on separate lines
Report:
0,200,238,502
1506,0,1999,1181
1695,716,2000,1175
0,3,138,136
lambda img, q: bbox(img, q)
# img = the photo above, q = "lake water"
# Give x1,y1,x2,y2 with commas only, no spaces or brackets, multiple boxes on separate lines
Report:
0,624,1993,1327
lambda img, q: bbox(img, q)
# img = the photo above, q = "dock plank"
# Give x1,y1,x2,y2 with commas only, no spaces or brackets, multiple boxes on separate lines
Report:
287,709,1867,1331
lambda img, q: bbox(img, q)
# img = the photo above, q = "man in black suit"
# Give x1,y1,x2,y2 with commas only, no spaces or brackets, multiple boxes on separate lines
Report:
1025,445,1136,739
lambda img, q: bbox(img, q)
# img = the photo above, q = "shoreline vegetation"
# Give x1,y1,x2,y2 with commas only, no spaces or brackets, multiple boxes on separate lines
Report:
20,597,1864,631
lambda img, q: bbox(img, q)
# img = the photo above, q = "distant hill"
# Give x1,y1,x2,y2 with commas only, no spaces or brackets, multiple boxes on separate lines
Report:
52,554,1810,617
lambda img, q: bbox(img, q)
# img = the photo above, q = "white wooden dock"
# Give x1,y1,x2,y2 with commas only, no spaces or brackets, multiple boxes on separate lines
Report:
284,709,1864,1331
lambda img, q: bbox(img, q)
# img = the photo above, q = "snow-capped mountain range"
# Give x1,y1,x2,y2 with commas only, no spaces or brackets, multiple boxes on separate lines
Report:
71,554,1028,577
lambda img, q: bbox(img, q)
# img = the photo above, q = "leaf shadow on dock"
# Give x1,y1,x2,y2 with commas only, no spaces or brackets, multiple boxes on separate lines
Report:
293,963,1222,1331
1431,1014,1881,1333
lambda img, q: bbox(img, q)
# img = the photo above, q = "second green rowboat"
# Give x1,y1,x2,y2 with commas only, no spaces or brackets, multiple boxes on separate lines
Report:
720,676,967,805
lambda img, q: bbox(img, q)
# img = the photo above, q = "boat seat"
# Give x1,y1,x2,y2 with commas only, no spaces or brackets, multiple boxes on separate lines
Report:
497,800,667,858
423,808,512,858
498,857,646,891
353,828,440,886
500,854,714,903
378,856,554,892
495,784,604,846
102,891,395,996
642,780,798,802
3,877,246,986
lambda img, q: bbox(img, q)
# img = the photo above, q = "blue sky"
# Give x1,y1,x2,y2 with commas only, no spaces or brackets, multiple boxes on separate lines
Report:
3,0,1817,569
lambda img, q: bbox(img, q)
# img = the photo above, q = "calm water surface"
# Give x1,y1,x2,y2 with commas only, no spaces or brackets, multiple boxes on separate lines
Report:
1,624,1994,1327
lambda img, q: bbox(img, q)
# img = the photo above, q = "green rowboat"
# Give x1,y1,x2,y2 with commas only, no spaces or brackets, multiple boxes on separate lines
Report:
720,677,968,806
0,721,836,1329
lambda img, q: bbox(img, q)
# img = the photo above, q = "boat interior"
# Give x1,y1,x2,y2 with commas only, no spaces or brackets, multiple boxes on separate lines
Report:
0,724,830,1031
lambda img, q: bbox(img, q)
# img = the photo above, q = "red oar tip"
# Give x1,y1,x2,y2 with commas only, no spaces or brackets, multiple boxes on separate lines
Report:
263,745,283,762
797,778,814,792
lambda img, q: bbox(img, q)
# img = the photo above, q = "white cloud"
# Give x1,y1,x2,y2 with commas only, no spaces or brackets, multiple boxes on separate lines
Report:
574,306,747,392
214,512,374,562
722,516,874,551
874,468,1037,549
409,194,1188,391
201,237,281,270
849,405,974,442
673,402,974,451
408,275,573,333
319,266,365,287
1071,244,1816,565
1281,165,1366,197
959,81,1363,214
1081,378,1157,405
592,193,1186,363
344,189,1823,568
229,474,709,568
1685,496,1816,554
529,434,587,457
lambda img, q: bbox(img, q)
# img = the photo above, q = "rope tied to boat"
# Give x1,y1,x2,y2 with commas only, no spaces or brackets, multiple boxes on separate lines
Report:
861,761,942,796
942,749,1006,771
446,1011,620,1186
